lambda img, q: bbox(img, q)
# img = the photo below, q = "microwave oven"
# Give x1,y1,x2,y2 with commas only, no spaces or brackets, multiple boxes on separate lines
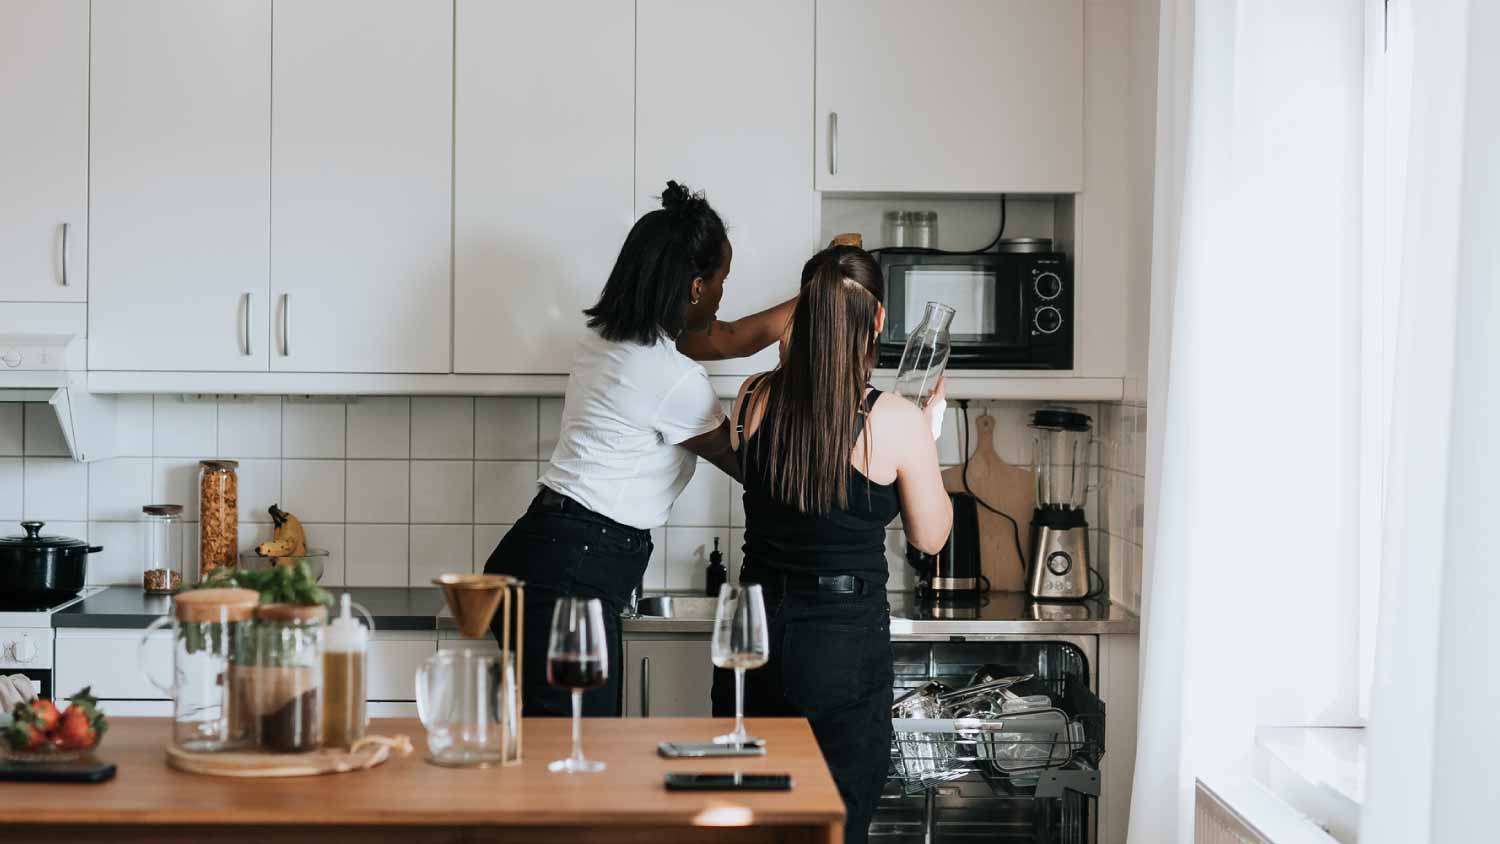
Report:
877,251,1073,370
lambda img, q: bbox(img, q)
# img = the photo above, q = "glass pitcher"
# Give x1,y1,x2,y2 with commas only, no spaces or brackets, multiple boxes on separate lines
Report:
139,587,260,752
893,301,955,408
415,649,519,768
1029,407,1097,509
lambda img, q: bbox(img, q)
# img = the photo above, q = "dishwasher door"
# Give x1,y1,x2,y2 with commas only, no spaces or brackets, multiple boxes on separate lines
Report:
873,639,1103,844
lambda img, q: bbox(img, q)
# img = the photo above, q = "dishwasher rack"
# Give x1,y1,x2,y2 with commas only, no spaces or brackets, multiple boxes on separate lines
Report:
874,641,1105,844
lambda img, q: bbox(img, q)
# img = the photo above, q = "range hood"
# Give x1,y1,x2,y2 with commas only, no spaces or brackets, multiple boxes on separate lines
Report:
0,328,118,463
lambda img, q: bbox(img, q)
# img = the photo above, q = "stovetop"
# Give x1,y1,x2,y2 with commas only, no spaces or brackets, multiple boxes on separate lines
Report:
0,587,105,627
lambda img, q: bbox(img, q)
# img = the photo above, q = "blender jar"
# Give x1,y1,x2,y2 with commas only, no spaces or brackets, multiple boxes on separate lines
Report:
1030,407,1096,509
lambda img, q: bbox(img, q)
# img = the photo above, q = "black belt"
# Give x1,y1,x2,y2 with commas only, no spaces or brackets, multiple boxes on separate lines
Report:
742,567,868,596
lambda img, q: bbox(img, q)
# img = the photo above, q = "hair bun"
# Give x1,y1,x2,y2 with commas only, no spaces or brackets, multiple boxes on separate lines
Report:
660,180,693,212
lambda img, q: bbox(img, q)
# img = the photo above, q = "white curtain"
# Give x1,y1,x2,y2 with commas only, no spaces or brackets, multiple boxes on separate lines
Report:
1361,0,1500,841
1128,1,1368,841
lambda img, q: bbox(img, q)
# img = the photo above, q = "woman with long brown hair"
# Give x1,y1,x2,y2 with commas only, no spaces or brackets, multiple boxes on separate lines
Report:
713,245,952,844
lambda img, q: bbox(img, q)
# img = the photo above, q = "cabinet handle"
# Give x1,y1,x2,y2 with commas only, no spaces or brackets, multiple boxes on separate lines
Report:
241,292,252,356
829,112,839,176
640,656,650,718
281,293,291,357
60,222,70,286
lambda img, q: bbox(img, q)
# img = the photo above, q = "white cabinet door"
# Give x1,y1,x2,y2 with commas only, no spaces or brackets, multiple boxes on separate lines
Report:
622,639,713,717
0,0,87,303
88,0,271,370
367,637,436,702
815,0,1083,193
271,0,452,374
453,0,633,375
637,0,817,377
56,629,172,701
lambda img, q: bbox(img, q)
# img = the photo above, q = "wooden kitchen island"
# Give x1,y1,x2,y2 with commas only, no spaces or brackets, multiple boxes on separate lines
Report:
0,717,844,844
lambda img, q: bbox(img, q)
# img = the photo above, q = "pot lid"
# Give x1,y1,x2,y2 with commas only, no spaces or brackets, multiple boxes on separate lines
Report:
0,521,91,550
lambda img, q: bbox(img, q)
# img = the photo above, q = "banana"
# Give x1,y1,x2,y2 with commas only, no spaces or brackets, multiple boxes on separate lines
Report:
257,504,308,558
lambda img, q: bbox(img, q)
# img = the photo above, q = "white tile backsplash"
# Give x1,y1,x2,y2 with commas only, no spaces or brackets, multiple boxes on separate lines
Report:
283,400,346,459
664,527,730,592
410,461,474,524
88,458,153,521
410,524,475,582
231,459,281,523
152,396,217,457
217,396,282,458
281,460,346,524
538,398,564,459
24,403,69,457
347,397,410,459
473,524,509,570
0,405,22,455
305,523,345,586
345,524,409,586
113,396,155,457
152,458,202,521
643,527,666,590
475,398,538,460
346,460,410,524
668,463,731,527
0,458,23,521
411,398,474,460
87,521,143,586
473,461,539,524
23,458,87,521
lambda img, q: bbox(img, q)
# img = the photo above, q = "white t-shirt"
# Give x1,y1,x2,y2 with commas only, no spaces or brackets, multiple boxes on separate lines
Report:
539,330,725,530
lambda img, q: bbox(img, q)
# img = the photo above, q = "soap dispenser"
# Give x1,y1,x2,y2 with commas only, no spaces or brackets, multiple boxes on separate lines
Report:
323,593,370,746
705,537,727,597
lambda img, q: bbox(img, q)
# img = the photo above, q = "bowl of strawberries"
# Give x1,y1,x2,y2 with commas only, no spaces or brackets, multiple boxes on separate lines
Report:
3,686,108,762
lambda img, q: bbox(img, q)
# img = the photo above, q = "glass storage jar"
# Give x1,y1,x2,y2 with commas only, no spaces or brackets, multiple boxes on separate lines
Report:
883,210,911,248
198,460,239,580
243,603,327,753
141,504,184,594
909,210,939,248
139,587,260,752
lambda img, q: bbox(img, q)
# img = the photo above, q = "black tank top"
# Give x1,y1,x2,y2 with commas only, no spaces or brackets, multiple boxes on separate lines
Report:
735,374,902,586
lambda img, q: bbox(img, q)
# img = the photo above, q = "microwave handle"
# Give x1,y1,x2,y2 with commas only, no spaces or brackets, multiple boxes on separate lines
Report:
828,112,839,176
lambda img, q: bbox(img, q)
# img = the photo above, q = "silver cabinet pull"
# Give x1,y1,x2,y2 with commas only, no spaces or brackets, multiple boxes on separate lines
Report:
641,656,651,718
241,292,252,356
829,112,839,175
60,222,70,286
280,293,291,356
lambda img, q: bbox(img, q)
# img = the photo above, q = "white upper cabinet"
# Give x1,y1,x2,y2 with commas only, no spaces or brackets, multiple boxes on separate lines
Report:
453,0,634,375
89,0,271,371
815,0,1083,193
637,0,818,377
271,0,452,374
0,0,88,303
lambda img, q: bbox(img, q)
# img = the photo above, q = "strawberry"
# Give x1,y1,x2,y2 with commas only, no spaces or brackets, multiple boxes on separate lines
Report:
29,699,60,734
53,705,95,750
65,686,107,738
4,720,47,752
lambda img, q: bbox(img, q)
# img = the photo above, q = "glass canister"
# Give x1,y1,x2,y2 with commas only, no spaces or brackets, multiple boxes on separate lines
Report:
142,504,184,594
139,587,260,752
909,210,939,248
244,603,327,753
883,210,911,248
198,460,239,580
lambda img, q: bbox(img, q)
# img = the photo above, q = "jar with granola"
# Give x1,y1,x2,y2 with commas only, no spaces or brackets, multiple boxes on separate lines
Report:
198,460,239,579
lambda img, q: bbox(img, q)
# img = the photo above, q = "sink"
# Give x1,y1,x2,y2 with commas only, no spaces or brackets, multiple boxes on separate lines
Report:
636,595,719,619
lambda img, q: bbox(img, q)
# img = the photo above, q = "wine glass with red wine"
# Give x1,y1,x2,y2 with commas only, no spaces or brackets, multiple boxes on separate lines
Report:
546,596,608,773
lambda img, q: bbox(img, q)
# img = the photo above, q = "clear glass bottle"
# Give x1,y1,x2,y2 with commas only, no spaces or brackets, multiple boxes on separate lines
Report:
247,603,326,753
893,301,956,408
139,587,260,752
198,460,239,580
142,504,184,594
909,210,939,248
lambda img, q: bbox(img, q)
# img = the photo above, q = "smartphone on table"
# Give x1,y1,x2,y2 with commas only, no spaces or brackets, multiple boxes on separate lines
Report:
658,741,765,758
664,772,793,791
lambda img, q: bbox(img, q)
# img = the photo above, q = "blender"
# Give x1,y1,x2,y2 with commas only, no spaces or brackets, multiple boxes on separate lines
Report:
1027,407,1096,600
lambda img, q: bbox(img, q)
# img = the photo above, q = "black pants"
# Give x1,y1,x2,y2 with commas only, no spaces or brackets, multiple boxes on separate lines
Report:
482,489,652,717
711,572,894,844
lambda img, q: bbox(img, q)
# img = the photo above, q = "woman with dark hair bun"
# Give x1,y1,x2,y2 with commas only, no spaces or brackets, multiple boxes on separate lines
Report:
483,180,798,718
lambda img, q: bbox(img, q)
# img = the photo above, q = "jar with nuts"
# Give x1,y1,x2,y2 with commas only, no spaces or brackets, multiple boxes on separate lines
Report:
142,504,185,594
199,460,239,580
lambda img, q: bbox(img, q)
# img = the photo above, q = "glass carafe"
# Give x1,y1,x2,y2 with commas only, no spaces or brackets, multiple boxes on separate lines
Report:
893,301,955,408
1030,407,1096,509
139,587,259,752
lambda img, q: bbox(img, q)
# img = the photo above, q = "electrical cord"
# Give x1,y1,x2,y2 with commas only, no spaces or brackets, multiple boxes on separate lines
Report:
869,194,1008,256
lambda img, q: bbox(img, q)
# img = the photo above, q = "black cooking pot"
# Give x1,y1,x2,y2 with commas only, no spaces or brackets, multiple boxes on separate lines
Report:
0,521,103,604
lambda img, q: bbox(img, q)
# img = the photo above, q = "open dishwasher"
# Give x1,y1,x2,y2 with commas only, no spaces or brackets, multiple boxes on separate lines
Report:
874,638,1105,844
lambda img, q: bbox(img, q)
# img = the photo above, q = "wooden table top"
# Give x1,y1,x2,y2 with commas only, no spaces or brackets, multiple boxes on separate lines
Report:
0,717,845,830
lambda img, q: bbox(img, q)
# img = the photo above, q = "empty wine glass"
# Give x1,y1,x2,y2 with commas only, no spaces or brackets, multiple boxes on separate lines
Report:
711,583,770,747
546,596,608,773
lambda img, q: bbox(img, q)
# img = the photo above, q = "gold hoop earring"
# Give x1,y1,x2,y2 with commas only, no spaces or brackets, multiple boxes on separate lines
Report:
690,295,701,305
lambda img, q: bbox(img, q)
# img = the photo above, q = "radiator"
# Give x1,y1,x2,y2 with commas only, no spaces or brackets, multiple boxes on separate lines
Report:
1193,779,1338,844
1196,781,1272,844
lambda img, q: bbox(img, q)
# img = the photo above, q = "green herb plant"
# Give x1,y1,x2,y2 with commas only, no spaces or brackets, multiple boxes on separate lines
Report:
177,560,333,655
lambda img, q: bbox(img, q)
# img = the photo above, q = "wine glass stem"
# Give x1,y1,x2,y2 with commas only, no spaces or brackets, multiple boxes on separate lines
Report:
570,690,584,763
734,667,746,743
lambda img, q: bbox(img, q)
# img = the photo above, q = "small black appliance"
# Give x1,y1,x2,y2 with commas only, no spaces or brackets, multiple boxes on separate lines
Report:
907,491,984,598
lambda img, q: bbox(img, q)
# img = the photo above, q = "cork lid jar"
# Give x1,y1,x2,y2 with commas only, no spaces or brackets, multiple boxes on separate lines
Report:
172,588,260,623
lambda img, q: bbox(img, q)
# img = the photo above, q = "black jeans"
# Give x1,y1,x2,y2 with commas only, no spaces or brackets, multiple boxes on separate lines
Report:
711,571,894,844
482,489,652,717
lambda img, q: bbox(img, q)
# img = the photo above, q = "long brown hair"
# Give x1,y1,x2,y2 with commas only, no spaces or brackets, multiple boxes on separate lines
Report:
757,246,884,514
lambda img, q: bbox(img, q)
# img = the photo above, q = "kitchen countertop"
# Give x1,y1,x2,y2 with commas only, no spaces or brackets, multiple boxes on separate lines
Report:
55,587,1138,637
0,716,843,844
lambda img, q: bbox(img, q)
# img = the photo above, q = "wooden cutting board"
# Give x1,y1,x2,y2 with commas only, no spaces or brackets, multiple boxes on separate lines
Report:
165,735,412,778
941,413,1035,592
